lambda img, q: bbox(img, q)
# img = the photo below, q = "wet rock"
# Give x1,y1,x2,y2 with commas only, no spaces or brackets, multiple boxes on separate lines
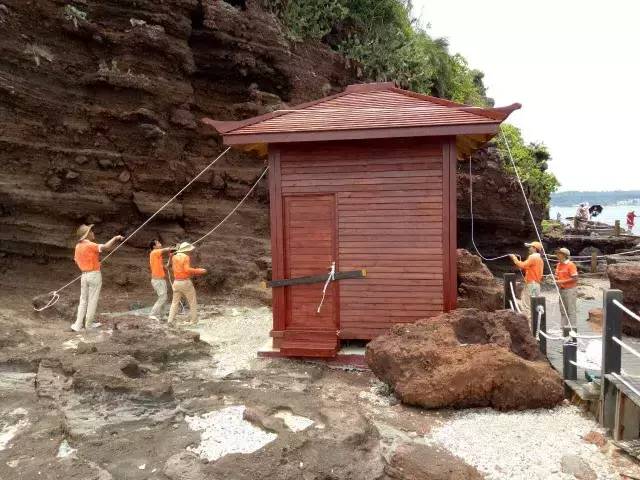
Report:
366,309,563,410
607,263,640,336
32,293,76,322
243,407,284,432
456,249,503,311
560,455,596,480
384,443,483,480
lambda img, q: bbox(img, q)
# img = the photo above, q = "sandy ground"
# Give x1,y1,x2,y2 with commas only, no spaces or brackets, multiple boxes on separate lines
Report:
1,268,640,479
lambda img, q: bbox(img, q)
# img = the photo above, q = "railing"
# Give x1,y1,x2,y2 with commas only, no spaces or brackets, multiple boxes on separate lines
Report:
503,272,640,438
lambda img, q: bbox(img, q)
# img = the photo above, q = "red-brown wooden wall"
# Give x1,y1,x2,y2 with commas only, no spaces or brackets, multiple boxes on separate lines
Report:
269,137,457,344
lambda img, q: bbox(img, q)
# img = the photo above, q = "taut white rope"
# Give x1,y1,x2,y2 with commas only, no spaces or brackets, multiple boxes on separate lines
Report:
538,330,565,341
192,166,269,246
612,336,640,360
611,372,640,398
34,147,232,311
613,299,640,322
500,128,574,330
316,262,336,314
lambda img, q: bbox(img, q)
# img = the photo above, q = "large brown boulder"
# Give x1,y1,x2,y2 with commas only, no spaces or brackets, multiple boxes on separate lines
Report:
607,263,640,336
456,249,503,311
366,309,564,411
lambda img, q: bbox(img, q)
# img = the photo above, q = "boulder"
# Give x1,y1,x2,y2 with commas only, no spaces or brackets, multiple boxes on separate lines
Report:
456,249,503,311
607,263,640,336
366,309,564,411
384,444,483,480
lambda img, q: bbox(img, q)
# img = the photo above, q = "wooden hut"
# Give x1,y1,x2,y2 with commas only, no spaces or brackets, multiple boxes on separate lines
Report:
204,82,519,357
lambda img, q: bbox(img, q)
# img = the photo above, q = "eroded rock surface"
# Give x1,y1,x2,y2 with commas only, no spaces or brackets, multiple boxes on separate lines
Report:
607,263,640,336
456,249,503,311
366,308,563,410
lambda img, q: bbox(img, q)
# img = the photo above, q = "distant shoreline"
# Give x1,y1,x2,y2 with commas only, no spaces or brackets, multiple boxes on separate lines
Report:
551,190,640,207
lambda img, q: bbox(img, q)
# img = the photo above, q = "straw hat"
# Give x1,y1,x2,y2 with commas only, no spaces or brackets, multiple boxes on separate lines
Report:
175,242,195,254
76,224,94,241
524,241,543,252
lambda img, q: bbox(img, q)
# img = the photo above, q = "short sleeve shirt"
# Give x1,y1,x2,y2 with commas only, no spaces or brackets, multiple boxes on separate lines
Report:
74,240,101,272
149,249,165,279
556,261,578,289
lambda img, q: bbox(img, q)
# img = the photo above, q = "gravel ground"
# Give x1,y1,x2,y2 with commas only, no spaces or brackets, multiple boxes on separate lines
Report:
426,405,617,480
190,305,271,378
185,406,278,461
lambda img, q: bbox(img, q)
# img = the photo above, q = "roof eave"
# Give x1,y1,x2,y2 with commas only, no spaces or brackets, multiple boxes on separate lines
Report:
221,123,500,146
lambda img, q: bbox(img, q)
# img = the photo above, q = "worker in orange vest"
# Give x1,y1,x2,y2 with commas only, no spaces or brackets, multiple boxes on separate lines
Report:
555,247,578,337
167,242,207,325
71,224,123,332
509,241,544,314
148,239,173,321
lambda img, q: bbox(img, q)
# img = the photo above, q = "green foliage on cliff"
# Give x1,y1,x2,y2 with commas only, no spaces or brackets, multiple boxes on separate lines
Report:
497,124,560,206
265,0,491,106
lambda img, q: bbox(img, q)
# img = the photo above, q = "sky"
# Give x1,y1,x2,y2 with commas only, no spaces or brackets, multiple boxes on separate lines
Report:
412,0,639,192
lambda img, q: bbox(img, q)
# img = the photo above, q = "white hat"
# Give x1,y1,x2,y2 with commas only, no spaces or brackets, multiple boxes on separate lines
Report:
556,247,571,258
176,242,195,254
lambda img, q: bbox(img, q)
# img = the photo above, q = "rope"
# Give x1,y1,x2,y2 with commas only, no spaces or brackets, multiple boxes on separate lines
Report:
613,336,640,360
570,359,600,371
535,305,543,340
611,372,640,398
468,157,514,262
500,128,574,330
192,166,269,246
33,147,232,311
538,330,565,341
613,299,640,323
316,262,336,313
509,282,522,313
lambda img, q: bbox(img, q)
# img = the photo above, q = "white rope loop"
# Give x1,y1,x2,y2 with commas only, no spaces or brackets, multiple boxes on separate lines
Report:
317,262,336,313
33,291,61,312
538,330,565,341
613,299,640,323
33,147,232,311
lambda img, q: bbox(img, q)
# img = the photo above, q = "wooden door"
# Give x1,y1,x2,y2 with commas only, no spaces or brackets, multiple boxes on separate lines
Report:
283,195,337,333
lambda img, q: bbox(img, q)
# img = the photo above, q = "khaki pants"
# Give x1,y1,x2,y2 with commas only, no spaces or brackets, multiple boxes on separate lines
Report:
520,282,541,316
73,271,102,329
150,278,168,318
559,287,577,328
168,279,198,324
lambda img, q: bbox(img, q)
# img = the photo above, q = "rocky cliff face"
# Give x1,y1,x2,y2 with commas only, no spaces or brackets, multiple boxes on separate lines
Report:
457,146,545,272
0,0,540,293
0,0,354,291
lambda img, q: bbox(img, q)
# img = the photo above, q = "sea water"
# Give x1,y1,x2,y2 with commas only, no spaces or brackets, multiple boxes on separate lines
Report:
549,204,640,234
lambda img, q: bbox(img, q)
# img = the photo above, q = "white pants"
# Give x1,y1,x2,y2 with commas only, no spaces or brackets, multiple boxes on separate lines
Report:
168,279,198,324
150,278,168,318
559,287,577,328
73,271,102,329
521,282,541,316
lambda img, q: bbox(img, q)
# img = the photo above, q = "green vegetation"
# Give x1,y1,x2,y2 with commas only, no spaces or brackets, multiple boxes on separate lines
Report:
264,0,559,206
541,220,564,239
496,124,559,206
265,0,491,105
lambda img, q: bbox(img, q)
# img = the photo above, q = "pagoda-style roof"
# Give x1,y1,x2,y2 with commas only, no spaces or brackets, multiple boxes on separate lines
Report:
202,82,520,157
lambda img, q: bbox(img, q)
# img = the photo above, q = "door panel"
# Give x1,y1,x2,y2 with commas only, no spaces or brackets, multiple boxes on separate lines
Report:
284,195,337,331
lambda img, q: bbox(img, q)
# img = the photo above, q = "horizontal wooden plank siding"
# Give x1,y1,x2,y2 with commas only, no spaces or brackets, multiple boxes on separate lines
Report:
280,138,445,340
